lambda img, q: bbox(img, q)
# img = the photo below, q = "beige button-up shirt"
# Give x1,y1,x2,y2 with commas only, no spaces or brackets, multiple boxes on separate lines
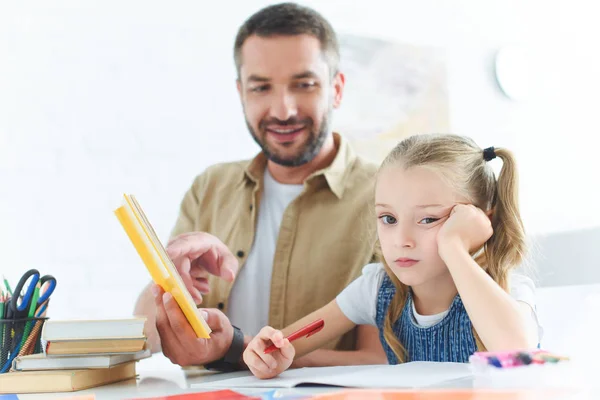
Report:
170,133,378,350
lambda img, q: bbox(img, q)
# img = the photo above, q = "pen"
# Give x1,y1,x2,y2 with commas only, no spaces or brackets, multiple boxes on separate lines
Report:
0,293,4,320
19,283,41,349
264,319,324,354
2,276,12,297
35,300,49,318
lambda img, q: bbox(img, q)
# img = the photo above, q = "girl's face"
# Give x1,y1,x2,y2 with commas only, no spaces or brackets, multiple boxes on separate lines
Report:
375,165,468,288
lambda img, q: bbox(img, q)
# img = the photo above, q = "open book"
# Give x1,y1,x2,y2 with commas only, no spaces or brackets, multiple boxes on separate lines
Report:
192,362,473,389
114,194,211,338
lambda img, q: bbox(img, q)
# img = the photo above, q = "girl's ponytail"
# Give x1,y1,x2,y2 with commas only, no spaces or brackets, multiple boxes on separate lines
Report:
484,147,527,291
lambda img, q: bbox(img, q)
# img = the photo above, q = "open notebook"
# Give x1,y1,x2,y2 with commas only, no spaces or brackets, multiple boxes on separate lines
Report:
192,362,473,389
114,194,211,338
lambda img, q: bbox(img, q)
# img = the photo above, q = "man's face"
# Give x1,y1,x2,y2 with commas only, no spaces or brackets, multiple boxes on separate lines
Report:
237,34,344,167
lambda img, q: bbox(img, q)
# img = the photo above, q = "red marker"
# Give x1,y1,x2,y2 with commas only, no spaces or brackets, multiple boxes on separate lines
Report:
264,319,325,354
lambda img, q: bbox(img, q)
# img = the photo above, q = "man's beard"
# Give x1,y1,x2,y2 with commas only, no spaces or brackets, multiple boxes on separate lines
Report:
246,110,332,167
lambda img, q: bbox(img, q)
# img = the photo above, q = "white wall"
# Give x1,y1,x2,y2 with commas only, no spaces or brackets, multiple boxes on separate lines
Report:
0,1,596,320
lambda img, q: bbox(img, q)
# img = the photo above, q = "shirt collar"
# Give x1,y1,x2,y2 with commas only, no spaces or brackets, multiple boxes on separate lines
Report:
243,133,357,199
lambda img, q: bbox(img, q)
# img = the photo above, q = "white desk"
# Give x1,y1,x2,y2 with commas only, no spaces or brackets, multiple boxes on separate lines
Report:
17,354,344,399
16,354,594,400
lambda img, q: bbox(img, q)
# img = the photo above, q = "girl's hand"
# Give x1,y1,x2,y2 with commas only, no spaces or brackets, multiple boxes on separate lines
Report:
243,326,295,379
437,204,493,260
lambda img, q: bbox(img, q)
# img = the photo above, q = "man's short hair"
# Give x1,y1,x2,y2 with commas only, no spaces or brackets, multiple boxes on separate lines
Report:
234,2,340,78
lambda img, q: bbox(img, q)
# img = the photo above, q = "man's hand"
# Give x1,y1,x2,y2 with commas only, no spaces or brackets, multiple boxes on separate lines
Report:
166,232,239,304
153,284,234,366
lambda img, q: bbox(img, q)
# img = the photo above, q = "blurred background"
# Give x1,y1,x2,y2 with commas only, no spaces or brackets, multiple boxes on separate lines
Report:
1,1,598,357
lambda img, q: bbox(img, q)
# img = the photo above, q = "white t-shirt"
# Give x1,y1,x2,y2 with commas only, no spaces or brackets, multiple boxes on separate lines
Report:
227,169,304,336
336,263,543,341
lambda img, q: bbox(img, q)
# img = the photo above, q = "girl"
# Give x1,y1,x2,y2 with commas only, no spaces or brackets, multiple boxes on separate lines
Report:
243,134,541,379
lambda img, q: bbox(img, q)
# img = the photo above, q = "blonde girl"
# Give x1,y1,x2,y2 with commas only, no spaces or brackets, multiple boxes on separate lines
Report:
243,134,541,379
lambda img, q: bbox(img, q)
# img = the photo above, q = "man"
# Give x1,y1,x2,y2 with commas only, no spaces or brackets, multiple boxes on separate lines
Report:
134,2,386,371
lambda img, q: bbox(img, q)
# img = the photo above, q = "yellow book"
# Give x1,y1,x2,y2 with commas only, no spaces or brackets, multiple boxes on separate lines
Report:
114,194,211,338
0,361,136,393
46,338,147,355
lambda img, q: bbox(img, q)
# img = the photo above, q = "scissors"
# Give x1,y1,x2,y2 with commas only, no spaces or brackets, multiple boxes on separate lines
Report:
8,269,57,319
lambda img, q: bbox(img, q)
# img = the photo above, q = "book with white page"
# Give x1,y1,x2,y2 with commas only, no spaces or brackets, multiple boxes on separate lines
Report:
192,362,473,389
42,318,146,341
13,347,151,371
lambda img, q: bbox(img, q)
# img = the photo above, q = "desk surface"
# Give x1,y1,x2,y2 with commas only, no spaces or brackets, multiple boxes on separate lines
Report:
15,354,595,400
17,354,344,400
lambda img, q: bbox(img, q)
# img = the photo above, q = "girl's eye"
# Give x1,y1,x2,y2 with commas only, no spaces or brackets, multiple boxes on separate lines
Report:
419,217,440,225
379,215,397,225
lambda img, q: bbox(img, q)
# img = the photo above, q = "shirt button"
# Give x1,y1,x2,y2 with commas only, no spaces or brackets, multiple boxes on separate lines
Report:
217,302,225,310
237,250,245,258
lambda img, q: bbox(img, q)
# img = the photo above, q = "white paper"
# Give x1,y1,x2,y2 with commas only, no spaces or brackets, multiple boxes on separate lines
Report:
192,362,472,389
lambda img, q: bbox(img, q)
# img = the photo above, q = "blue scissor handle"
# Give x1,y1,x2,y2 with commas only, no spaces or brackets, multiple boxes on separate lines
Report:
38,275,57,304
10,268,40,313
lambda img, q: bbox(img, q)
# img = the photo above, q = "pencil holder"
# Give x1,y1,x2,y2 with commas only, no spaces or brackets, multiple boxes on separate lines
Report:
0,317,48,373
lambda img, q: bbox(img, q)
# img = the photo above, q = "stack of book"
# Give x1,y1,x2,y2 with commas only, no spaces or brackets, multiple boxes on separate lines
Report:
0,317,150,394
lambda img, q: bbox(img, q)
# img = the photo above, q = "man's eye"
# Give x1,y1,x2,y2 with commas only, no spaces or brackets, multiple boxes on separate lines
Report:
296,81,316,89
251,85,269,93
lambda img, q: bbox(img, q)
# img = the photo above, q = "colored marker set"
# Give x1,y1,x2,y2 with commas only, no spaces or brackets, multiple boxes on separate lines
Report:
470,350,569,369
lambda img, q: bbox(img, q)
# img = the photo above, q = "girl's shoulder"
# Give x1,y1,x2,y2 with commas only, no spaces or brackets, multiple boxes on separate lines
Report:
360,262,391,292
361,261,385,274
361,261,387,280
337,262,389,326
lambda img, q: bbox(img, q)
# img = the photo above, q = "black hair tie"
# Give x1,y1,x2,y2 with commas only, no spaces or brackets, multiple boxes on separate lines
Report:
483,147,496,162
